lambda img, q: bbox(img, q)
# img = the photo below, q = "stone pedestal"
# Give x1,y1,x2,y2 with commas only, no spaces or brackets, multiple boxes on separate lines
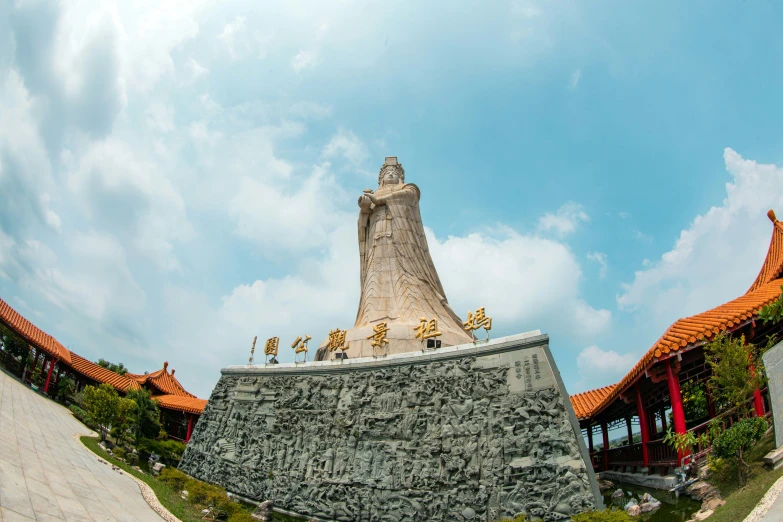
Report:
180,331,602,521
762,340,783,468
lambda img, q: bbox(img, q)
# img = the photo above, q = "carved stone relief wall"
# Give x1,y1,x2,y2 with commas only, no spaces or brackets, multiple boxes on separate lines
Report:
180,337,600,521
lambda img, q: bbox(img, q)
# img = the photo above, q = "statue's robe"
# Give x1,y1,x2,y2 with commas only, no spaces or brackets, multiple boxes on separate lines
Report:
317,182,472,360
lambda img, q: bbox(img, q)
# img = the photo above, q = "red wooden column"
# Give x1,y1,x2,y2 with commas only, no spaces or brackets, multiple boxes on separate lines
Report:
601,420,610,471
626,417,634,445
635,384,650,468
43,357,55,393
744,337,766,417
586,426,595,467
186,415,194,443
666,359,689,462
660,407,668,433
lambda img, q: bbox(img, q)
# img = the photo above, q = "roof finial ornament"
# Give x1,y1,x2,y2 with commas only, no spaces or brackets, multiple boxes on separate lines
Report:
163,361,169,370
171,369,175,375
768,209,778,223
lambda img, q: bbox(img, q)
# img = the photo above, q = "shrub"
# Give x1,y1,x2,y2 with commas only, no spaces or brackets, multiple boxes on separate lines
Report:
227,512,255,522
159,467,190,492
571,508,633,521
711,416,769,485
56,377,75,403
138,437,187,466
125,452,139,466
113,447,127,461
69,404,94,428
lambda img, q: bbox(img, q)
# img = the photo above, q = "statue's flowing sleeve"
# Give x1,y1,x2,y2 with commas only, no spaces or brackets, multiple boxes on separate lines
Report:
358,206,371,285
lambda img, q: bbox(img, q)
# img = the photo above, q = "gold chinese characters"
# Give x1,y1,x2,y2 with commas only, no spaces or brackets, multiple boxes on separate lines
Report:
464,307,492,340
327,328,349,353
264,337,280,359
248,336,258,365
291,335,311,363
414,317,442,342
367,322,390,348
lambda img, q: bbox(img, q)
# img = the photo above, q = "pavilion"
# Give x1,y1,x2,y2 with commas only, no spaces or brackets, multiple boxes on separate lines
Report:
570,210,783,475
0,298,206,443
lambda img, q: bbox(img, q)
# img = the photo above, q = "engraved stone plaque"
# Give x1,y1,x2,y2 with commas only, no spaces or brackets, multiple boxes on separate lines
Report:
180,332,602,521
763,340,783,448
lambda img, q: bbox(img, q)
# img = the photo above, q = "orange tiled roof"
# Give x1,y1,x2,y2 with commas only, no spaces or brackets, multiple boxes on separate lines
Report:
576,210,783,420
152,394,207,415
570,385,616,421
748,210,783,293
69,352,140,392
127,362,196,398
0,297,72,364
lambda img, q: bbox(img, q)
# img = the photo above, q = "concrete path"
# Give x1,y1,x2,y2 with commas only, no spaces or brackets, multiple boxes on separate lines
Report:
759,476,783,521
0,369,164,522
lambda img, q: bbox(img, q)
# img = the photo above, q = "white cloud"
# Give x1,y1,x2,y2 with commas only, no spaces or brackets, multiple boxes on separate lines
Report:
144,103,175,132
618,148,783,331
577,345,636,375
291,50,318,72
229,163,349,252
289,101,332,120
538,202,590,236
68,139,194,270
587,251,607,279
569,68,581,89
184,57,209,82
321,128,368,166
429,226,611,339
218,16,246,60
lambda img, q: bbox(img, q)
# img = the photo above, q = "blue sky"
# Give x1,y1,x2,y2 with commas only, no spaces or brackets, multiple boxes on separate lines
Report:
2,0,783,399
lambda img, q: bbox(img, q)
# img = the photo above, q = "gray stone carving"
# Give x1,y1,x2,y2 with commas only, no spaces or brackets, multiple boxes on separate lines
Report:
763,339,783,448
180,333,601,521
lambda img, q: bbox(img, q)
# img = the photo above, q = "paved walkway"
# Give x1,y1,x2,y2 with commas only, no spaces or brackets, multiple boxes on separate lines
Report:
0,369,163,522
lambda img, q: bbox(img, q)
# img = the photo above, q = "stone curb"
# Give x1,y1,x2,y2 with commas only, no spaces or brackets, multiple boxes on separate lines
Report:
72,433,182,522
742,475,783,522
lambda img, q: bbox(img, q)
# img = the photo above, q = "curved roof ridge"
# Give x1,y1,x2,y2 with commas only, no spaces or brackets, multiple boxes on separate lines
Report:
748,210,783,293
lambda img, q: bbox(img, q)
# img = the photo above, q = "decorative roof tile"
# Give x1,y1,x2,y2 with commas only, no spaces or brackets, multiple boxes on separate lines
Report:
152,394,207,415
126,362,196,398
69,352,140,392
0,298,72,364
570,385,616,421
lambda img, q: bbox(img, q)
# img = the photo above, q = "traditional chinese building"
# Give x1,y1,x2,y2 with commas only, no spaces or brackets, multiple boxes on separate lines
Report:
0,298,206,442
570,210,783,475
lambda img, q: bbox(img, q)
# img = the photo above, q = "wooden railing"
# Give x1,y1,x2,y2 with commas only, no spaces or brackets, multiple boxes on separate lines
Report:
594,394,771,471
647,438,678,467
605,443,644,466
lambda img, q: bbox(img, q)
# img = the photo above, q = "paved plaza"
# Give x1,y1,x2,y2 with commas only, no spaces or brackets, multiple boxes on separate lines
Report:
0,369,163,522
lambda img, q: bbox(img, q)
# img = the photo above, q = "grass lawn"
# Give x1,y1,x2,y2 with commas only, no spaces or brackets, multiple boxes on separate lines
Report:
707,431,783,522
80,436,303,522
81,436,213,522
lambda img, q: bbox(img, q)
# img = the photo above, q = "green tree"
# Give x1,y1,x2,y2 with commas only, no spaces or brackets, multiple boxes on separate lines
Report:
758,288,783,325
704,334,765,415
126,388,162,442
96,358,128,375
711,416,768,485
56,376,75,403
83,384,121,440
111,397,139,448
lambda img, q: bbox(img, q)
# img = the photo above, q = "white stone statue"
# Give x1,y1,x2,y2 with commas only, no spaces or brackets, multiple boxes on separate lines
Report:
318,157,473,359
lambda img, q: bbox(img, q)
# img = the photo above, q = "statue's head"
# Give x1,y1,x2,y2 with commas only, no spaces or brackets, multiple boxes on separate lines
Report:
378,156,405,186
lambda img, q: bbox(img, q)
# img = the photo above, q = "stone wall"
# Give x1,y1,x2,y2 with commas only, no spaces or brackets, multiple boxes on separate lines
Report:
179,333,601,521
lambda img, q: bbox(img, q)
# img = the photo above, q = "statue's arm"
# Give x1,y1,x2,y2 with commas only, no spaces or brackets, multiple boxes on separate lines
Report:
358,194,371,282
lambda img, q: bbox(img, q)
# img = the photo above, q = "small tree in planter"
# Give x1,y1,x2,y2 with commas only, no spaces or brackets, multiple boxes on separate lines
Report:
711,416,769,485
